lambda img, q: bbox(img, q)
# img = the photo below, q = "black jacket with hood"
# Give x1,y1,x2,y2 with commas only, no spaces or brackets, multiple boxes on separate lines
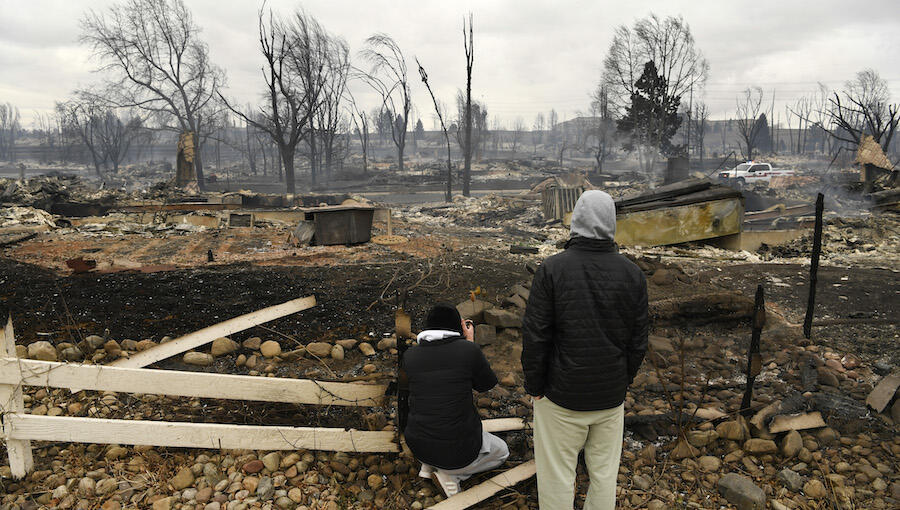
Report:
522,190,648,411
402,334,498,469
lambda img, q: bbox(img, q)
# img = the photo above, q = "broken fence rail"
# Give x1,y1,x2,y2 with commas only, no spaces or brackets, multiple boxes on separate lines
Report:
110,295,317,369
0,316,531,480
0,316,395,479
430,459,537,510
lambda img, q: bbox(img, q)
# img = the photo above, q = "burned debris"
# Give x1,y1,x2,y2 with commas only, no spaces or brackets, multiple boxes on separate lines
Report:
1,2,899,510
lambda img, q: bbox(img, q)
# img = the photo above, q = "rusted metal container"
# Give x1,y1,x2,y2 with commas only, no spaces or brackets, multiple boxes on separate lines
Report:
303,205,375,245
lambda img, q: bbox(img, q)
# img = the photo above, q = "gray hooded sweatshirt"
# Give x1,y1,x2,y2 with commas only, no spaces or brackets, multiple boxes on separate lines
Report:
570,189,616,240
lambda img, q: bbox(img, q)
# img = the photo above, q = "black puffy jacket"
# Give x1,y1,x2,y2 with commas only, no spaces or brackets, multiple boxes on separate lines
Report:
522,237,648,411
402,336,498,469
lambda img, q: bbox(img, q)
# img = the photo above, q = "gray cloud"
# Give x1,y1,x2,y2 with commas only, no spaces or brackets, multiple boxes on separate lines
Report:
0,0,898,127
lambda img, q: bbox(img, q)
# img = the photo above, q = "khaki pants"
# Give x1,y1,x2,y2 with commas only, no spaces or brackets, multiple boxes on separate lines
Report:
533,398,624,510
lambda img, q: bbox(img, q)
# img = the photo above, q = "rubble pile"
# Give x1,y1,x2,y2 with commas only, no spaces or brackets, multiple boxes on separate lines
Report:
0,174,118,210
403,194,546,235
0,206,57,229
758,215,900,268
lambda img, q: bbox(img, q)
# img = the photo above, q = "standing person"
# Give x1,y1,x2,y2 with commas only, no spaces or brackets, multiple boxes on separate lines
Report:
522,190,648,509
402,303,510,496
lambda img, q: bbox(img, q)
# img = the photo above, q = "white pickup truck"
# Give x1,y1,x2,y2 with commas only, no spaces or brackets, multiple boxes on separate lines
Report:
718,162,794,187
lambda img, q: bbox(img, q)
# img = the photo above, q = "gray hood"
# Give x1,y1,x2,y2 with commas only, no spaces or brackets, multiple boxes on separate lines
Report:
570,190,616,240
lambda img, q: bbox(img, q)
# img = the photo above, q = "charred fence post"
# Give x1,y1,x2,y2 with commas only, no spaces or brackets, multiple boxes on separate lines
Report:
741,284,766,417
803,193,825,339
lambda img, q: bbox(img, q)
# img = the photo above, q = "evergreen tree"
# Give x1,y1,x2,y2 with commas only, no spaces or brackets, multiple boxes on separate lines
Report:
616,61,683,171
414,118,425,147
754,113,772,154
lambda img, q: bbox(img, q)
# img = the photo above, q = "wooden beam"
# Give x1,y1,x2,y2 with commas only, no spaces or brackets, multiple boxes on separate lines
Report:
5,414,399,453
0,317,34,479
0,358,385,407
429,460,537,510
481,418,531,433
768,412,826,433
110,296,316,369
866,373,900,413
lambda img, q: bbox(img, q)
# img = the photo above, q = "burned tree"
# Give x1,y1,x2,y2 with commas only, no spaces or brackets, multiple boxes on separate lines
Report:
0,103,21,162
98,110,143,174
602,14,708,116
221,9,330,194
346,90,371,175
616,61,682,174
691,102,709,169
531,113,544,154
461,14,475,196
315,35,351,182
361,34,411,174
736,87,765,161
57,96,107,178
416,59,454,202
589,84,616,171
823,69,898,153
511,117,526,157
80,0,224,190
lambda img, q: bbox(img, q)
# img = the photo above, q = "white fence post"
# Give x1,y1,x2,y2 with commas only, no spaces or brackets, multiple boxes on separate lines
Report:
0,316,33,479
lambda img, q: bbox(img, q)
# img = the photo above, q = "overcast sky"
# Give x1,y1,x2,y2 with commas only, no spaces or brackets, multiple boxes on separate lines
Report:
1,0,898,129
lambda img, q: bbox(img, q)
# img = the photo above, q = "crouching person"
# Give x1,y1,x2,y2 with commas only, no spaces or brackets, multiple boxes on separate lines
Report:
402,302,509,496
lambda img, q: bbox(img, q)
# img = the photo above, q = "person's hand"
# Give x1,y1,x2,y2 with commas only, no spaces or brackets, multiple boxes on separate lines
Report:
461,319,475,342
530,395,543,401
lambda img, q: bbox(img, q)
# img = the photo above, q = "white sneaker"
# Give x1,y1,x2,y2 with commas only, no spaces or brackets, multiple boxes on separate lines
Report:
432,471,460,497
418,463,434,479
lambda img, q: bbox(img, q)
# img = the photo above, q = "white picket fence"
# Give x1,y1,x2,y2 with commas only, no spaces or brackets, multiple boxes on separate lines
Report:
1,298,531,486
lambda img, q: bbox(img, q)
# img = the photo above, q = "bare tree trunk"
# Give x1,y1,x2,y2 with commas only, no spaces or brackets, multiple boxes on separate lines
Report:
462,15,474,197
277,146,283,182
308,132,318,187
281,146,296,194
192,132,206,190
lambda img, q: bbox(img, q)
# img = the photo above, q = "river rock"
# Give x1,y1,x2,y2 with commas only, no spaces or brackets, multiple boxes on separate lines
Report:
698,455,722,472
210,337,238,357
359,342,376,356
242,460,264,474
688,429,719,447
718,473,766,510
377,337,397,350
152,496,176,510
744,439,778,454
260,340,282,357
670,439,699,460
77,477,96,496
256,476,274,499
184,352,213,366
305,342,332,358
262,452,281,472
84,334,105,351
781,430,802,458
804,479,827,499
171,467,195,490
717,419,749,441
330,344,344,361
28,341,57,361
336,339,357,350
777,468,805,491
58,344,84,361
367,474,383,490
